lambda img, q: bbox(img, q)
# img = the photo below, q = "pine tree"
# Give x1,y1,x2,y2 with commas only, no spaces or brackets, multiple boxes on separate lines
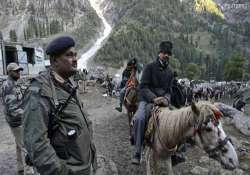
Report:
9,30,17,42
0,31,3,40
224,54,247,81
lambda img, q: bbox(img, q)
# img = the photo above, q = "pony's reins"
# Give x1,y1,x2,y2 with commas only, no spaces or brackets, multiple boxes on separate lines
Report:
152,106,178,153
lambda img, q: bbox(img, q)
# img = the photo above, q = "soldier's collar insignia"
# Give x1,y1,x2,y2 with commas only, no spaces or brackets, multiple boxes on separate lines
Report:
52,71,66,84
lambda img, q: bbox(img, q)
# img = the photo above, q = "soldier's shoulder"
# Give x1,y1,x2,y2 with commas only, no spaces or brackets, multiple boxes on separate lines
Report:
30,72,55,99
1,79,14,94
28,72,51,93
2,78,13,87
29,80,42,93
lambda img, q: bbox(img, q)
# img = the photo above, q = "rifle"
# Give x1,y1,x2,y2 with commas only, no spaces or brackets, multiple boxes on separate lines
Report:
48,85,78,139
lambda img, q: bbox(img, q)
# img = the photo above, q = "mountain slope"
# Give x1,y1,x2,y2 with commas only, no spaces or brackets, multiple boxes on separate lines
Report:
214,0,250,23
0,0,102,49
94,0,250,80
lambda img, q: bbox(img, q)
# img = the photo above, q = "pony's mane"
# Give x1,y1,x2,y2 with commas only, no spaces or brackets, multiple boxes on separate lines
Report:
158,101,219,147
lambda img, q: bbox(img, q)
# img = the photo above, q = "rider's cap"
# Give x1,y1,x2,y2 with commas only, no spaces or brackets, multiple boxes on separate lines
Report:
159,41,173,56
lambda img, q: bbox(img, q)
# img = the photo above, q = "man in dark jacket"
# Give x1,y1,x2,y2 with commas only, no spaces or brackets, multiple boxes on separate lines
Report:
131,41,173,164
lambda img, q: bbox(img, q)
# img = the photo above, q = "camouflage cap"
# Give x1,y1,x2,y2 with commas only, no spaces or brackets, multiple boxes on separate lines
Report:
7,62,23,72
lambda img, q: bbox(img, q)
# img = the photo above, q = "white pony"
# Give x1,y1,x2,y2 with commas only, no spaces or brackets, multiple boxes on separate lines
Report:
145,101,239,175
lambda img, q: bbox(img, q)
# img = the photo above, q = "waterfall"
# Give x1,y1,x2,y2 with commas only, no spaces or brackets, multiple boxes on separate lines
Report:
77,0,112,70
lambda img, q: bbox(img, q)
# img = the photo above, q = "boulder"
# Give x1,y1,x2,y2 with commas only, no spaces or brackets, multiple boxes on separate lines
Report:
94,155,118,175
218,168,245,175
215,103,250,136
191,166,209,175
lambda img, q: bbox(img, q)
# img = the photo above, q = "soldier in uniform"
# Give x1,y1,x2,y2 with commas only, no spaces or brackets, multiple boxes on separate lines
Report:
81,69,88,93
74,69,88,93
74,69,83,93
1,63,33,175
23,36,97,175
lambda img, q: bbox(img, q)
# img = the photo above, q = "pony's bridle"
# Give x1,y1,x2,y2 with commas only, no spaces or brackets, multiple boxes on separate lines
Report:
192,110,232,158
205,136,232,158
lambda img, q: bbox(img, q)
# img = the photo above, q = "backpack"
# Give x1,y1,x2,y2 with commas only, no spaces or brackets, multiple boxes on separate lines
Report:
171,82,186,108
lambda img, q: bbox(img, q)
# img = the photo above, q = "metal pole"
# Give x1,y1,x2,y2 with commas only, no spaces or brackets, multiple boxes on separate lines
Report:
1,39,7,75
0,39,3,75
83,80,86,93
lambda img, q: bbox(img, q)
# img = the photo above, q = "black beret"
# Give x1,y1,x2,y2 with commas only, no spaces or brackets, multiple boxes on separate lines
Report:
159,41,173,56
46,36,75,56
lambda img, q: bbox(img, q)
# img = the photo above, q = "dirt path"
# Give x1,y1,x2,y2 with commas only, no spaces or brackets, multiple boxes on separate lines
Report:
0,115,16,175
80,86,146,175
0,85,249,175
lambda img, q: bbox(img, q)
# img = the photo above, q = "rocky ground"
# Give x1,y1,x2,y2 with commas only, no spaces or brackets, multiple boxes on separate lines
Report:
0,84,250,175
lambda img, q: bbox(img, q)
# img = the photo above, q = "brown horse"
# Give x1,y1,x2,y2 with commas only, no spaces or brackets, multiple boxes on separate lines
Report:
124,86,138,138
123,69,139,138
146,101,239,175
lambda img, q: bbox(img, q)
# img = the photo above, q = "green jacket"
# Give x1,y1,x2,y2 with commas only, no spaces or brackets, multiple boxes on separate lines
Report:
23,71,96,175
1,76,23,127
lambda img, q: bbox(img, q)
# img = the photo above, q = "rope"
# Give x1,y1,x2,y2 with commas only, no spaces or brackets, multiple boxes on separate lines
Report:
152,106,177,153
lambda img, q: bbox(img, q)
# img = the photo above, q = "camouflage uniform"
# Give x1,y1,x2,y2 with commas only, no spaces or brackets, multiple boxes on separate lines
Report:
2,76,23,127
23,70,97,175
73,70,82,82
1,76,27,173
74,70,87,93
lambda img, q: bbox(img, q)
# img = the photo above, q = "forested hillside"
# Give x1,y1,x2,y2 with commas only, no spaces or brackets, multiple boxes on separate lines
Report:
95,0,250,80
0,0,102,50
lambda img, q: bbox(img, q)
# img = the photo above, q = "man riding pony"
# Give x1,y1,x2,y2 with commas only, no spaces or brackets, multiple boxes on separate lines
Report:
131,41,173,164
115,58,142,112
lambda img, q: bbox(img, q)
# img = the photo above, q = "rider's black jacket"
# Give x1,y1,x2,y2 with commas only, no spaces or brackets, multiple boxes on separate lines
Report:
139,57,173,103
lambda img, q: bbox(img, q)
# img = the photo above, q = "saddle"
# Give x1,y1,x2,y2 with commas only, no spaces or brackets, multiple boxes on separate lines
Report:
144,105,160,146
144,105,176,146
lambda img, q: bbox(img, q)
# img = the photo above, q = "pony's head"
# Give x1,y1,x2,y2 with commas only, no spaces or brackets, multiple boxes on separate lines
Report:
191,102,239,170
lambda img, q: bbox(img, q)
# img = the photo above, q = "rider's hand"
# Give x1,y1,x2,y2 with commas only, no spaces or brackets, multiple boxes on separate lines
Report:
153,97,165,105
153,97,169,107
153,97,163,105
160,98,169,107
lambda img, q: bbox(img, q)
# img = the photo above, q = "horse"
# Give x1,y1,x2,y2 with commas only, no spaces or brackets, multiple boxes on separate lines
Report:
123,69,139,139
145,101,239,175
193,86,203,101
124,86,138,124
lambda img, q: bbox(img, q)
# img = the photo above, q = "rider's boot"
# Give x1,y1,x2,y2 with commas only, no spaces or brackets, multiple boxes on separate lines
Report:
131,153,141,165
171,152,186,166
115,103,122,112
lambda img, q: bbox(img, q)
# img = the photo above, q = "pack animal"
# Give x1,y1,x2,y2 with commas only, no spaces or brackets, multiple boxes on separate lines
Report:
145,101,239,175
